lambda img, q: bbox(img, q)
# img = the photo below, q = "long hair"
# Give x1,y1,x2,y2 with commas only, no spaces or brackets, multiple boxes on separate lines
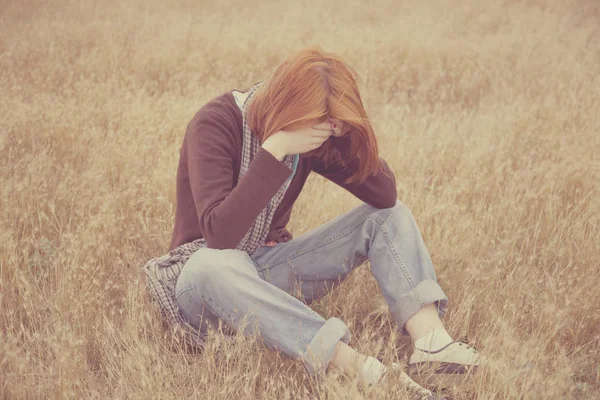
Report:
247,45,383,184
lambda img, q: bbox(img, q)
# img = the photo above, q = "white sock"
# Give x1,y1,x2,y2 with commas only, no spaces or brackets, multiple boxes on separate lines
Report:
414,328,453,351
360,356,386,387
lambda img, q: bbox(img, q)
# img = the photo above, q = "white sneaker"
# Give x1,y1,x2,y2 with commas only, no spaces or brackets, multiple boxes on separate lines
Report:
380,363,447,400
408,340,487,388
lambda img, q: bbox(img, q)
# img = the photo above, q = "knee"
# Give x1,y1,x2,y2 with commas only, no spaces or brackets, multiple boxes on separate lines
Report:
368,199,412,222
178,248,253,292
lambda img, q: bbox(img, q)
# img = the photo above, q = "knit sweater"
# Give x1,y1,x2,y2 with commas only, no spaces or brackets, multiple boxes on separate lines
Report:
169,85,398,252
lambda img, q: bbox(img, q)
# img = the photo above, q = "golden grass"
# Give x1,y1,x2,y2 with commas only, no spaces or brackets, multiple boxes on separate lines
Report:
1,0,599,398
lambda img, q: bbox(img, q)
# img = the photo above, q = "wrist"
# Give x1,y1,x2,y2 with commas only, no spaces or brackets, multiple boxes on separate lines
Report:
262,137,287,161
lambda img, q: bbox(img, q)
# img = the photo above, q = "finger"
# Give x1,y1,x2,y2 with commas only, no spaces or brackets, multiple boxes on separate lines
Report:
310,136,330,146
328,118,345,137
310,128,333,138
311,121,334,131
311,139,328,149
332,125,344,137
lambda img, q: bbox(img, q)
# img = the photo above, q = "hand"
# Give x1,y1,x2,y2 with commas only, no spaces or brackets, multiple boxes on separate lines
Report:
263,240,278,247
262,120,336,159
328,118,348,138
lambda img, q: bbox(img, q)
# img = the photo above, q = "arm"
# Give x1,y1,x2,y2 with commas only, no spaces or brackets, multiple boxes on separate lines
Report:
311,139,398,209
186,114,293,250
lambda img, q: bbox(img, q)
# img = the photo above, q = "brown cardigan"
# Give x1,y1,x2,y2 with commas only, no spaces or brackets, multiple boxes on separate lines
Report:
169,86,398,251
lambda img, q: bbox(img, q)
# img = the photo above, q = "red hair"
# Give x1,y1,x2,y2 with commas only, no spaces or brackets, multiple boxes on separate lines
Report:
247,45,385,184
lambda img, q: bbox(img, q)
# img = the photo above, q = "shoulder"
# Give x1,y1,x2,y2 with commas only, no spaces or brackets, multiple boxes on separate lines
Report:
188,90,241,134
184,90,243,150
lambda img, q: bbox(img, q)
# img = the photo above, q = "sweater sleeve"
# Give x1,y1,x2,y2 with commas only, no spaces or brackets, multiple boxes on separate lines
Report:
311,139,398,209
186,113,293,250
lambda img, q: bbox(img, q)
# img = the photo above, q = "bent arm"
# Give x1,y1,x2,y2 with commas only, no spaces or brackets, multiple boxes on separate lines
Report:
186,116,292,249
311,140,397,209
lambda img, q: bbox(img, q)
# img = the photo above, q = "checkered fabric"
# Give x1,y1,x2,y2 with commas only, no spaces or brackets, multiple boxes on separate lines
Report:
142,81,297,349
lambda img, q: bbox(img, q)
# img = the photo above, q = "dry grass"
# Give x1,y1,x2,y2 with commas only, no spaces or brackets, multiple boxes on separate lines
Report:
1,0,599,398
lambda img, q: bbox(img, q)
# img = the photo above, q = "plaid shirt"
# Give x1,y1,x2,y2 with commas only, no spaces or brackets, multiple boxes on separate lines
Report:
142,81,297,349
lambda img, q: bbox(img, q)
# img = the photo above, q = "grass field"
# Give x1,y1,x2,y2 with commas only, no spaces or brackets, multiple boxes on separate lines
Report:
1,0,599,398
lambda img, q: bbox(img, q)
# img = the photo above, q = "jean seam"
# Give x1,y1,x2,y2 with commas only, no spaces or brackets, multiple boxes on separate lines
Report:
256,216,368,273
370,213,419,296
175,286,192,301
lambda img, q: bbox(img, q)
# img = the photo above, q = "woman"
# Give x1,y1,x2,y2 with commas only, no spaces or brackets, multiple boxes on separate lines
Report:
162,46,485,399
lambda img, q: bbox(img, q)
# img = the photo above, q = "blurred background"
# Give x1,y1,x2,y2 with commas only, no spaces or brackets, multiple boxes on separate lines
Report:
1,0,599,398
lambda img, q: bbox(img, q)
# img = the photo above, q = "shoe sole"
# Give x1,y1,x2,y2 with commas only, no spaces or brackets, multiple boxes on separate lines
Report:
408,362,479,389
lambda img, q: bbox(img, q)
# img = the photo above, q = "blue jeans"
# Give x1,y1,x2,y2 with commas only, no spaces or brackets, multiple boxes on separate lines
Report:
175,199,448,378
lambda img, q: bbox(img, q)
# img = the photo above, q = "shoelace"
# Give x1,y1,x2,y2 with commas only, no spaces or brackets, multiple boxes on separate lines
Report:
457,341,479,354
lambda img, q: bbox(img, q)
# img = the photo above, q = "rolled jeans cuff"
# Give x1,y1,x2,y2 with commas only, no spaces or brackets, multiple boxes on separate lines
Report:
301,317,351,378
392,279,449,335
